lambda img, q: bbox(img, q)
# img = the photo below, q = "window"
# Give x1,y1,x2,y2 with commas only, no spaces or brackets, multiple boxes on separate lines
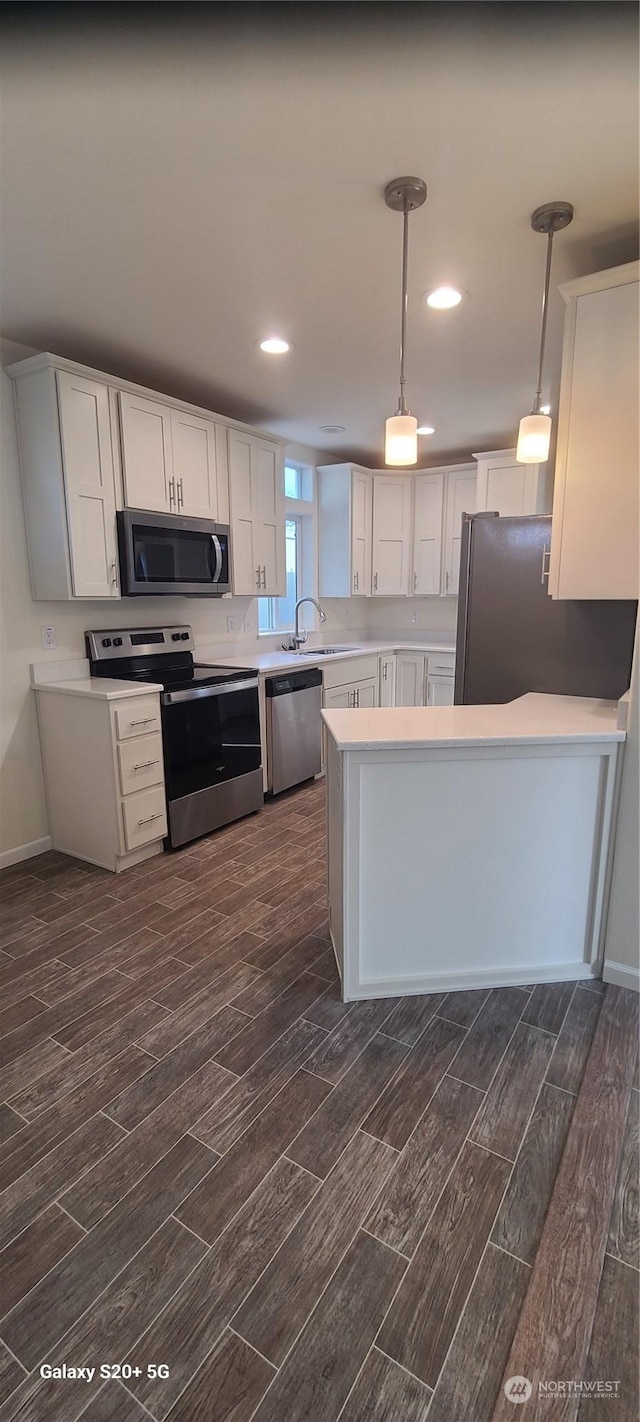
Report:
284,465,301,499
258,518,300,633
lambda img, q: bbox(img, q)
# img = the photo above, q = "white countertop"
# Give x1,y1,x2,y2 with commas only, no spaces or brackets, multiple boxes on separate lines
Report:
321,693,625,750
33,678,163,701
211,640,456,675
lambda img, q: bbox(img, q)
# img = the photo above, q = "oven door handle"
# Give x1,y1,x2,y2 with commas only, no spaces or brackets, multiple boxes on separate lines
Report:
163,677,258,705
210,534,223,583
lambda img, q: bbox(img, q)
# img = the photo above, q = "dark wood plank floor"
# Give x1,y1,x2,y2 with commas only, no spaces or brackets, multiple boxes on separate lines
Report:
0,778,637,1421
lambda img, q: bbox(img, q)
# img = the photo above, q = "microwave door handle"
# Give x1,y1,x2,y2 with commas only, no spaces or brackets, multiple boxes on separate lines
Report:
210,534,223,582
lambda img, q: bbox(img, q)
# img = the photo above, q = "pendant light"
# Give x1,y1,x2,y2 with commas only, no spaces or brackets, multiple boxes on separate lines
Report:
516,201,573,463
384,176,427,466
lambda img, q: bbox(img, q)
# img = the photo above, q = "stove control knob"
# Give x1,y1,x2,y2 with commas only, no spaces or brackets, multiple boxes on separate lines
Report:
101,638,112,648
113,637,123,648
171,632,181,641
181,632,189,640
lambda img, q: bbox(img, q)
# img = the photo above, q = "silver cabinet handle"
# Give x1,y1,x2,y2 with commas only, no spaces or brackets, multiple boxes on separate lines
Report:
355,687,359,707
348,691,353,708
445,571,450,593
433,665,452,673
354,570,359,592
373,572,378,591
137,813,163,826
168,477,176,510
129,717,156,727
261,566,267,589
413,571,417,592
110,560,118,588
255,567,262,589
382,661,388,681
541,545,551,584
427,683,433,705
132,759,160,770
177,478,184,510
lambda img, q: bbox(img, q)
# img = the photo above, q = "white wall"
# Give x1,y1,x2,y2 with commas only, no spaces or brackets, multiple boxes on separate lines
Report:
603,624,639,990
0,373,455,858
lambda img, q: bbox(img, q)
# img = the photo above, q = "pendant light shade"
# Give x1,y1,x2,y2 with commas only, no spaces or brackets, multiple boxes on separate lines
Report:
383,176,427,468
516,411,552,464
385,413,418,466
516,201,573,465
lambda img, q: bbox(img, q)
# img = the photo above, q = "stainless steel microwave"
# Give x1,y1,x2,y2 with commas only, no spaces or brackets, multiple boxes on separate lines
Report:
117,510,231,596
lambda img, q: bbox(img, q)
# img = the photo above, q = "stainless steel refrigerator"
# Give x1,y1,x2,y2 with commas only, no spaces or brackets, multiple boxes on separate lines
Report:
454,513,637,705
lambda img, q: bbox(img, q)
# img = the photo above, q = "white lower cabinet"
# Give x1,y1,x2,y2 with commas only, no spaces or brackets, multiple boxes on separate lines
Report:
379,654,397,707
426,674,454,707
35,687,167,872
322,654,380,710
395,652,427,707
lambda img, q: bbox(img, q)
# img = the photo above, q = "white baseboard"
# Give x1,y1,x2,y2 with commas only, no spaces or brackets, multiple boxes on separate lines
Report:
0,836,52,870
602,959,640,993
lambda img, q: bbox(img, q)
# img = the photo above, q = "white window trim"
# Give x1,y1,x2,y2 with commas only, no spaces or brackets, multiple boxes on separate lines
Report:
258,462,318,637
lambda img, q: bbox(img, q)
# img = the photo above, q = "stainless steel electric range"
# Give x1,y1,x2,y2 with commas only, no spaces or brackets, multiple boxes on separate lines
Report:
87,625,262,849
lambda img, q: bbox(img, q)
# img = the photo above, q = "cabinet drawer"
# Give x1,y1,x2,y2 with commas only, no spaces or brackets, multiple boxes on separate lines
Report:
322,654,379,689
121,785,167,851
114,699,162,741
426,652,455,675
117,733,164,796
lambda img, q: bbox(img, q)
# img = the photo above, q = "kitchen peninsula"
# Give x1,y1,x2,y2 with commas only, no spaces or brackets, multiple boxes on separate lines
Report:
322,694,625,1000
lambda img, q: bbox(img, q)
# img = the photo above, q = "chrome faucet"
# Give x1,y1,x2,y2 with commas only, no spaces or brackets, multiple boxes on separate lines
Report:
282,597,326,652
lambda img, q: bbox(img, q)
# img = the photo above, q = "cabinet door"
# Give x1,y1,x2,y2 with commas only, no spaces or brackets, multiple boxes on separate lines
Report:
254,439,285,595
350,471,372,595
119,392,173,513
549,276,639,599
379,655,396,707
56,372,119,598
443,469,476,596
412,474,444,594
228,429,259,594
170,409,217,519
353,677,378,708
372,476,412,595
323,686,353,710
426,674,454,707
474,452,547,517
395,653,426,706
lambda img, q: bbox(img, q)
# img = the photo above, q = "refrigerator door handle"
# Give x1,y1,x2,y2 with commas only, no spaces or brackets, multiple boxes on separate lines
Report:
541,545,551,584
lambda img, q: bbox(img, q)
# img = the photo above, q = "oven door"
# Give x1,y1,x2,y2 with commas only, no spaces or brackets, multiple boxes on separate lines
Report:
117,510,230,596
162,680,261,803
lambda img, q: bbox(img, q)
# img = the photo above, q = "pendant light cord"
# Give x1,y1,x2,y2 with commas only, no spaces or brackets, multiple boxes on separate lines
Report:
533,227,555,413
398,195,410,415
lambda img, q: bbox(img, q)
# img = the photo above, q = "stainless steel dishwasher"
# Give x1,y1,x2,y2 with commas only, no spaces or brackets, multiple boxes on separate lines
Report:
265,667,323,795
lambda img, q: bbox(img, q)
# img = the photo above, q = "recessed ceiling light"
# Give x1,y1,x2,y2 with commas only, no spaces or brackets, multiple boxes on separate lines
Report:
417,425,435,435
425,286,463,309
258,337,291,354
319,424,346,434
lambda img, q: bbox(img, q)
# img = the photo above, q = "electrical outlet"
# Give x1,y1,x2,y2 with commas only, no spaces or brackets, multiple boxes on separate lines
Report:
226,616,238,634
41,625,57,650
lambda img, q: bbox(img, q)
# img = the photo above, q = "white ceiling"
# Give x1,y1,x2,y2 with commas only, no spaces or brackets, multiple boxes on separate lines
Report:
1,4,638,466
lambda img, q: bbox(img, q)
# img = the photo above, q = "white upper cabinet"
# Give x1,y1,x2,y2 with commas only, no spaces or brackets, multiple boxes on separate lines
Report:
118,391,173,513
351,470,373,596
442,465,476,596
56,373,119,598
371,476,412,596
473,448,551,517
548,262,639,600
10,361,120,601
170,409,224,520
412,473,444,595
317,464,373,597
228,429,285,596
